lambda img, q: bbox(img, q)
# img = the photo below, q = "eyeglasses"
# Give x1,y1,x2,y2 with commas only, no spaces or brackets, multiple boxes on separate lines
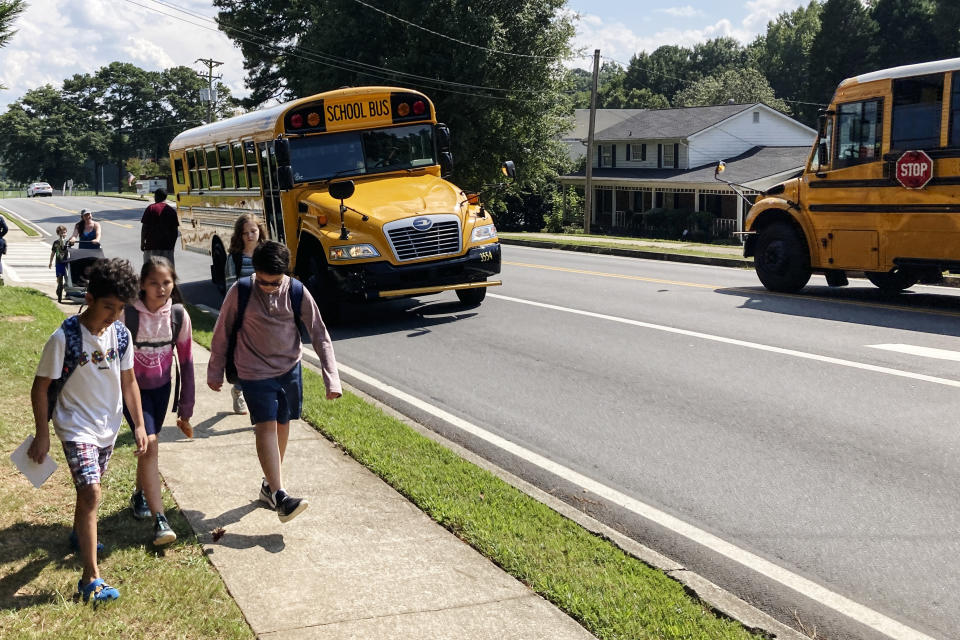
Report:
256,277,283,289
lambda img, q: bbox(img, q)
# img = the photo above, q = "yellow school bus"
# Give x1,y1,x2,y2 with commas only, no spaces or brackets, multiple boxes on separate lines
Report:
742,58,960,292
168,86,507,316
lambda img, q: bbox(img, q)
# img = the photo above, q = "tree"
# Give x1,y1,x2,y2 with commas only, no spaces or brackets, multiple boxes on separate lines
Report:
0,0,25,90
213,0,575,193
807,0,878,106
869,0,939,70
624,46,693,100
673,68,791,113
750,1,821,123
932,0,960,58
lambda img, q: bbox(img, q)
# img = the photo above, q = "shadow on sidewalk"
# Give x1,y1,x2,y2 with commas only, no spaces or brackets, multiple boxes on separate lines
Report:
181,503,286,554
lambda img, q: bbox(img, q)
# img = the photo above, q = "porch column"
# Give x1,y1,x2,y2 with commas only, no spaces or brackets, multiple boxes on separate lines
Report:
694,188,700,212
736,194,743,233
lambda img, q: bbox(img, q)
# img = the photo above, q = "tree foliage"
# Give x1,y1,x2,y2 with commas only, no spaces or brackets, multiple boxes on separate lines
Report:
213,0,575,193
0,0,26,90
673,68,791,113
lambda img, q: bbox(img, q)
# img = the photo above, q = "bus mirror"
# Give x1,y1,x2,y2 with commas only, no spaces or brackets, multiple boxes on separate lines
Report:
818,142,828,168
329,180,355,201
440,151,454,178
501,160,516,179
817,113,827,137
277,166,295,191
435,124,451,151
275,138,291,166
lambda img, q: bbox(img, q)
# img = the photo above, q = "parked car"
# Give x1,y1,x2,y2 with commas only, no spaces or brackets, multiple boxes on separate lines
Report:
27,182,53,197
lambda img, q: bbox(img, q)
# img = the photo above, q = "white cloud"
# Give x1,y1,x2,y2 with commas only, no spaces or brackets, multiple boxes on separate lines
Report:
657,6,704,19
0,0,248,110
742,0,808,31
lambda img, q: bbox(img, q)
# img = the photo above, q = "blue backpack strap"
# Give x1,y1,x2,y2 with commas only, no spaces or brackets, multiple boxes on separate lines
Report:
235,276,252,332
47,315,83,417
113,320,129,360
289,278,304,334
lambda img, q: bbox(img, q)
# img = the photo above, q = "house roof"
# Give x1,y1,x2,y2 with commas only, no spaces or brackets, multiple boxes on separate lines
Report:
560,145,811,191
595,103,756,140
565,109,648,141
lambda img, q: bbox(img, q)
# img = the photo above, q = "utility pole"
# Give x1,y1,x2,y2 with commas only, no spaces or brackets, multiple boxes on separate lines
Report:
583,49,600,235
195,57,223,123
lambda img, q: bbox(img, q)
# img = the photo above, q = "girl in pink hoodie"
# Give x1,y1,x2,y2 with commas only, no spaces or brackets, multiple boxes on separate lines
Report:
123,256,195,546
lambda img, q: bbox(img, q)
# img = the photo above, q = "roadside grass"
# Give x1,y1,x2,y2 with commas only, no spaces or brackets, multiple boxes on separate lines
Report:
499,231,749,261
0,209,40,236
188,304,762,640
0,288,252,640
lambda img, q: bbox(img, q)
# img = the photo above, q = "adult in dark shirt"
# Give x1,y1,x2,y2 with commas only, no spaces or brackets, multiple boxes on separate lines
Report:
141,188,179,266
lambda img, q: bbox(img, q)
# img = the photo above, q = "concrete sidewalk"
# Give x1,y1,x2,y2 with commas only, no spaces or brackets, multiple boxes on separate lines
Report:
157,344,595,639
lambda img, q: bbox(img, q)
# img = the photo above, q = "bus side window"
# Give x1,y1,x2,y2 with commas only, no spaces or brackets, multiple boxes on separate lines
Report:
186,151,197,189
219,145,234,189
232,142,247,189
950,72,960,147
174,157,185,187
206,147,220,188
891,74,943,151
836,99,882,169
245,141,260,189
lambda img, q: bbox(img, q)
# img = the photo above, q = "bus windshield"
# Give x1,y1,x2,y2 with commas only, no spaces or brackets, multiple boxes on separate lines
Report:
288,123,436,183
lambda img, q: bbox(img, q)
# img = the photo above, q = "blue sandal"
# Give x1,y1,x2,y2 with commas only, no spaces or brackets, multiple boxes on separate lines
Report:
77,578,119,604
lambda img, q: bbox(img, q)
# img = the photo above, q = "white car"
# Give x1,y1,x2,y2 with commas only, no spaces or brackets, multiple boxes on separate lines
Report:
27,182,53,197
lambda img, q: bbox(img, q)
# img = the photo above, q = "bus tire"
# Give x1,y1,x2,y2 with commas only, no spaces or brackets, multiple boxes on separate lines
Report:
296,237,340,325
211,238,227,297
866,269,918,293
456,286,486,307
754,222,811,293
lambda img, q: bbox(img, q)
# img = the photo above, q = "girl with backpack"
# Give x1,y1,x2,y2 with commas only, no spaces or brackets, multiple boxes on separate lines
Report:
226,213,266,415
123,256,195,546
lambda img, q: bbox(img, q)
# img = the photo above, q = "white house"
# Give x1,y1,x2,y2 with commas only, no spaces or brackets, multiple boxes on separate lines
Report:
559,103,816,235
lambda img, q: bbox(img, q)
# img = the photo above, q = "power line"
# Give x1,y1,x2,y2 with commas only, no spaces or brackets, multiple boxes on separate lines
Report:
348,0,563,60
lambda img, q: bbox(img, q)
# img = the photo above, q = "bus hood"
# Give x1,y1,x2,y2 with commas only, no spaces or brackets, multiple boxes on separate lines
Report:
302,174,465,223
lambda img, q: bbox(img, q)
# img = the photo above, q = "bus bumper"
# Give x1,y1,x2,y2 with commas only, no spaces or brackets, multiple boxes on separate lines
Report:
328,243,502,301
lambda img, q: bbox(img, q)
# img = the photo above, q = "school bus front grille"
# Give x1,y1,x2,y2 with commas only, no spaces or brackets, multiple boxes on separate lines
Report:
386,218,461,261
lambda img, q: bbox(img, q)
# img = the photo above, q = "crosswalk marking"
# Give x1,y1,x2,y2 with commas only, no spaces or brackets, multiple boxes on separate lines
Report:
868,343,960,362
2,241,56,284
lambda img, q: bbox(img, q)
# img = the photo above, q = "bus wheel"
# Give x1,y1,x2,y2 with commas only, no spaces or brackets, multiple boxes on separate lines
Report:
296,239,340,324
754,222,811,293
211,238,227,296
456,286,487,307
866,269,918,293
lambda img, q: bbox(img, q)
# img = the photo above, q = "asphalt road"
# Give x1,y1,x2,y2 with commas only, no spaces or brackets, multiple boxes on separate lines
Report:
5,195,960,640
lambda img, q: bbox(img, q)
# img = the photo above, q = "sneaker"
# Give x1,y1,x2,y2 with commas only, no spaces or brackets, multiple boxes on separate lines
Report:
77,578,118,605
68,530,104,552
130,490,151,520
153,514,176,547
231,386,248,414
259,479,275,508
274,489,309,523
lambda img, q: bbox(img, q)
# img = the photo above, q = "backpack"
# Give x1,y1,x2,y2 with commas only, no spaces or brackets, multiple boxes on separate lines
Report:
46,316,129,419
124,303,186,412
225,276,304,384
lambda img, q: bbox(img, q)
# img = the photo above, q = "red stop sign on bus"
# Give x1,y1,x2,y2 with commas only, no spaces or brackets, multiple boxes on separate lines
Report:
895,150,934,189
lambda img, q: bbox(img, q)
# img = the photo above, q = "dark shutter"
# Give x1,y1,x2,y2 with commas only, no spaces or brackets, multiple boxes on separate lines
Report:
597,145,601,168
657,144,663,168
625,144,631,161
641,144,646,161
673,143,679,168
612,144,616,167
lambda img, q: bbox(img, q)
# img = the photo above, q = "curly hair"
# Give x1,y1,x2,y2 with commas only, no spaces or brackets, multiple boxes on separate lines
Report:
228,213,267,256
85,258,140,303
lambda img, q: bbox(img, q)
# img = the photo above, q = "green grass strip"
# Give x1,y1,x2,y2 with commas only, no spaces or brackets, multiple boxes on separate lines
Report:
188,304,761,640
0,210,40,236
499,232,748,262
0,290,252,640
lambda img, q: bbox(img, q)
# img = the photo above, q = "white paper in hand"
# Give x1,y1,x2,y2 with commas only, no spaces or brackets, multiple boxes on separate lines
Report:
10,436,57,488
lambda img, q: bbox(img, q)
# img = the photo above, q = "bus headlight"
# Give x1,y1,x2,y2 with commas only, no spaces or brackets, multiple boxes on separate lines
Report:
329,244,380,260
471,224,497,242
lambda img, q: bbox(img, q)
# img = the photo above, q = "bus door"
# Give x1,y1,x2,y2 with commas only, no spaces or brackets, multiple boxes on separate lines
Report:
258,141,285,243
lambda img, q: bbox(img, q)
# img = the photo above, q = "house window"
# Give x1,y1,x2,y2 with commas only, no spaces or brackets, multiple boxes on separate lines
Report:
753,111,760,123
663,143,675,168
627,143,646,161
892,74,943,150
599,144,613,167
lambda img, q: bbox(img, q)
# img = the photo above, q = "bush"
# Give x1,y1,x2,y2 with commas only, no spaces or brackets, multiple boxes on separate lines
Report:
642,208,718,241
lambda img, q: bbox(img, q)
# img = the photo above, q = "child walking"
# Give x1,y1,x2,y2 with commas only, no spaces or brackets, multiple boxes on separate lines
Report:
207,241,341,523
28,258,147,605
123,256,195,545
49,225,69,302
225,213,266,415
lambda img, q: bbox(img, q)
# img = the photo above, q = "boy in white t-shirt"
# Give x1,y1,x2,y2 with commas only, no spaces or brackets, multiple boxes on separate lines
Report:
28,258,147,606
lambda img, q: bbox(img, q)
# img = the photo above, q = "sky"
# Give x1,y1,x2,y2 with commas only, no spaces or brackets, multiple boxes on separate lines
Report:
0,0,809,111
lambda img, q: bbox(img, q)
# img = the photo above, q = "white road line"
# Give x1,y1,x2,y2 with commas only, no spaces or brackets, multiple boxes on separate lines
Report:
868,344,960,362
489,293,960,389
324,355,936,640
2,242,56,284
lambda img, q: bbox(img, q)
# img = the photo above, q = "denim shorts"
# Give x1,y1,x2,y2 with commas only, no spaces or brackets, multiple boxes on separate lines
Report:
124,381,171,436
239,363,303,425
62,441,113,487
